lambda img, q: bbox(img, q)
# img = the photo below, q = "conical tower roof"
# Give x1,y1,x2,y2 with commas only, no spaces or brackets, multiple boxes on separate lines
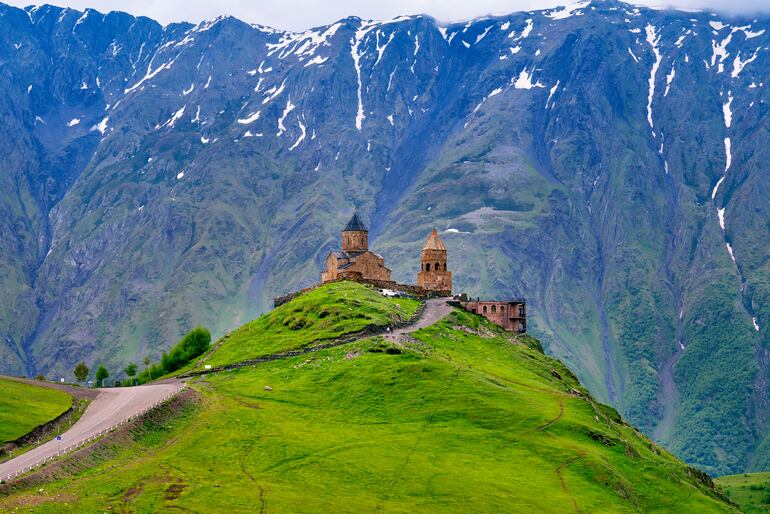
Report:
343,212,367,232
423,228,447,251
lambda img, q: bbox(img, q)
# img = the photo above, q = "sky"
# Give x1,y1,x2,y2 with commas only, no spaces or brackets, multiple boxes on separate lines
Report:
4,0,770,31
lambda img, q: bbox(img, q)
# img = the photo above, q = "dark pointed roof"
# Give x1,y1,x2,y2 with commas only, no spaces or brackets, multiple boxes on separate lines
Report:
343,212,367,232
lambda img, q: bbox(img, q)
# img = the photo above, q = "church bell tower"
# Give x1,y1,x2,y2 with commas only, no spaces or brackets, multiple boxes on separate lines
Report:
417,229,452,293
341,212,368,253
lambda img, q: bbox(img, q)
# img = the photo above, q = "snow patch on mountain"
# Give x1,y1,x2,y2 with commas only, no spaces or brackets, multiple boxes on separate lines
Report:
304,56,328,67
351,21,376,130
547,1,590,20
158,106,185,129
645,24,662,135
237,111,261,124
91,116,109,134
726,242,737,264
723,92,733,128
509,18,533,40
277,99,295,136
289,119,306,150
125,58,176,94
711,176,725,200
711,32,733,73
375,32,395,66
262,79,286,104
664,66,675,96
512,69,544,89
732,49,760,78
475,26,492,44
547,81,560,109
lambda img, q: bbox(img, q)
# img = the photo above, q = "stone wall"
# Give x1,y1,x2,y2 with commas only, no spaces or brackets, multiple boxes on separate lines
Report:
274,278,449,308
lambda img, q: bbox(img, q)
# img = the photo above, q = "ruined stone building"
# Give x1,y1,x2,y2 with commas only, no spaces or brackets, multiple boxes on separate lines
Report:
416,229,452,294
459,299,527,333
321,213,392,283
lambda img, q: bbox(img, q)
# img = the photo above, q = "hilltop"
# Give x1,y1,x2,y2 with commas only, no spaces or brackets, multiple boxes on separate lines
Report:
0,283,735,512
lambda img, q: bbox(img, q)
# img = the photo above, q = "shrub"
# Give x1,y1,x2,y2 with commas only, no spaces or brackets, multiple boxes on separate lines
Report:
137,327,211,383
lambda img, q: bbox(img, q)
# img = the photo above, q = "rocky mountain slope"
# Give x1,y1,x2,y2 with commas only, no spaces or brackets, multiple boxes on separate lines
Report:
0,0,767,474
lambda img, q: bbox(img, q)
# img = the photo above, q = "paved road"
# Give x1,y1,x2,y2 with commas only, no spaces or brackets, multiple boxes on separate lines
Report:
0,380,184,481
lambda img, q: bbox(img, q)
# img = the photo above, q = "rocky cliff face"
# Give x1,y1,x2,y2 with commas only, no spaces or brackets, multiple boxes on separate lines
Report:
0,0,768,474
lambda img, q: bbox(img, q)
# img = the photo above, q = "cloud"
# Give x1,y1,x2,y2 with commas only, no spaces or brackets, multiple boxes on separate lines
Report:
4,0,770,31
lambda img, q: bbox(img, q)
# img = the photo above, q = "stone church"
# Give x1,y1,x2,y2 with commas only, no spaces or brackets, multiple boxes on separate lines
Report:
321,213,392,283
321,214,451,295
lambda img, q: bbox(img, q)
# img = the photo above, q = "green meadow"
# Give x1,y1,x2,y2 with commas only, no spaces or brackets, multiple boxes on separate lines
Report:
0,378,72,444
716,472,770,513
0,287,733,512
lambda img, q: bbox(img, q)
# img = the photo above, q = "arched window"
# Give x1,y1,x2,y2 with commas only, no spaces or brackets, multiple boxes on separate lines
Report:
435,262,440,271
491,305,497,313
443,263,447,271
425,263,430,272
483,306,487,313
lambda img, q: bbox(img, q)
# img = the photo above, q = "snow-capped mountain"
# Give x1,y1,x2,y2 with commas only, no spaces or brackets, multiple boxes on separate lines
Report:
0,0,769,474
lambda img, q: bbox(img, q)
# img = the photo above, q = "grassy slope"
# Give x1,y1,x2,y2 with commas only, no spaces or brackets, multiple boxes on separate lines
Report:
1,309,732,512
0,378,72,444
716,472,770,513
195,281,421,369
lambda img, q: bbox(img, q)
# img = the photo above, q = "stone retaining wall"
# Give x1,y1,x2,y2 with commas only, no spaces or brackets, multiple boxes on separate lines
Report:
273,279,448,308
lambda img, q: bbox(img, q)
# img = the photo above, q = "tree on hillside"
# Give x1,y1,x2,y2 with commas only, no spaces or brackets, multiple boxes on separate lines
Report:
124,362,138,385
143,356,153,380
95,365,109,387
74,361,89,383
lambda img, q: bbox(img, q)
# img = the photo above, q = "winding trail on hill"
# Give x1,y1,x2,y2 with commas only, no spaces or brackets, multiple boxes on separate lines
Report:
182,298,454,377
556,455,584,513
536,399,564,431
0,379,184,482
383,298,454,342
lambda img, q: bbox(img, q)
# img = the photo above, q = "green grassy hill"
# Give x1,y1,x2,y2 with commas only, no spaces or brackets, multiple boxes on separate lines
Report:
716,472,770,513
194,281,420,370
0,283,735,512
0,378,72,444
